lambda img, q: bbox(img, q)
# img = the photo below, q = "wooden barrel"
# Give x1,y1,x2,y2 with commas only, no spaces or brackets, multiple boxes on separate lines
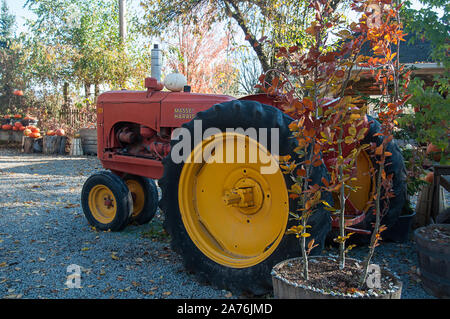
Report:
79,128,97,155
0,130,10,142
414,224,450,298
43,135,67,155
414,184,446,228
10,131,23,143
22,136,43,153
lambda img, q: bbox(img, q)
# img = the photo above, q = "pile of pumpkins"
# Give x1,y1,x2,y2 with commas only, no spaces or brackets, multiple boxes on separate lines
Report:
1,115,29,132
1,115,65,139
23,126,42,139
23,127,65,139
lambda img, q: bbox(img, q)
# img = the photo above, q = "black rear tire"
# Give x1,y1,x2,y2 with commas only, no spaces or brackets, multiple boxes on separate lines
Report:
159,100,332,295
352,115,407,243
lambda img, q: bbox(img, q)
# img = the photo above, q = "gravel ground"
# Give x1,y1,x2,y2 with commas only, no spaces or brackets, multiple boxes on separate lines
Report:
0,147,441,299
0,147,231,299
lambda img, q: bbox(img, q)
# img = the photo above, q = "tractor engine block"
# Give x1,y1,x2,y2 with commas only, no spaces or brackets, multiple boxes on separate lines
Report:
116,124,171,160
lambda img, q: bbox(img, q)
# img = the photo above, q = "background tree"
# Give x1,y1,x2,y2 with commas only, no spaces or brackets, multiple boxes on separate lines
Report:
0,0,30,114
164,18,239,94
25,0,149,102
399,0,449,162
139,0,346,81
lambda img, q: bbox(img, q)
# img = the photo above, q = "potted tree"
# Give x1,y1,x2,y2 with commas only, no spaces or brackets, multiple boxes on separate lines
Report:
268,0,406,298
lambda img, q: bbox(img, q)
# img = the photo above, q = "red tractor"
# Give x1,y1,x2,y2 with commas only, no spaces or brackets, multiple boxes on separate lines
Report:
81,46,406,295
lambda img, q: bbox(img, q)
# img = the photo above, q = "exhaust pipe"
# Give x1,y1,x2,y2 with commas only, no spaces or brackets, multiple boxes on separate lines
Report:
151,44,162,82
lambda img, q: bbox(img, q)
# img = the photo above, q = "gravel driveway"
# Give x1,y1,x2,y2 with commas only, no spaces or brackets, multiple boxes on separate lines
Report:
0,147,436,299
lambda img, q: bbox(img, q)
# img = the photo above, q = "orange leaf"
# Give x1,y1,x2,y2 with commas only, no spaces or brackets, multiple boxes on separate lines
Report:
297,168,307,177
375,145,383,155
303,97,313,110
289,193,300,199
335,70,345,78
313,160,322,167
314,143,321,155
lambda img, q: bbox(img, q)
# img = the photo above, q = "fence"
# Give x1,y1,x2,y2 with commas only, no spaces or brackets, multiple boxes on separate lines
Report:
58,107,97,131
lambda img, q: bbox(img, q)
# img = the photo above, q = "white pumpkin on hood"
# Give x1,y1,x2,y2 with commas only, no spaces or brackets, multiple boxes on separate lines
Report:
164,72,187,92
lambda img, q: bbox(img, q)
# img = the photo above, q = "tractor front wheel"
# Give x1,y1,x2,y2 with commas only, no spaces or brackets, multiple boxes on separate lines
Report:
124,174,158,225
81,171,133,231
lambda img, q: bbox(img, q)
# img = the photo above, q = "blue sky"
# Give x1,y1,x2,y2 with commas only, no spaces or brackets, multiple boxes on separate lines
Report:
5,0,32,34
5,0,144,34
5,0,443,36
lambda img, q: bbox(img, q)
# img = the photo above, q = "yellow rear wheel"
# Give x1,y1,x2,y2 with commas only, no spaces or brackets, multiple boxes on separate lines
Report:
159,100,333,295
178,132,289,268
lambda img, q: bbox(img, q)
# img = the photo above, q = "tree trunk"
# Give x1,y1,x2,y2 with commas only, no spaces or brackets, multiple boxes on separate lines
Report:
63,82,69,107
94,83,100,103
223,0,270,74
84,82,91,100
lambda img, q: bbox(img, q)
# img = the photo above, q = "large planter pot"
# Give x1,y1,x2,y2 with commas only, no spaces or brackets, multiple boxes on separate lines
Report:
414,224,450,298
271,256,402,299
384,211,416,243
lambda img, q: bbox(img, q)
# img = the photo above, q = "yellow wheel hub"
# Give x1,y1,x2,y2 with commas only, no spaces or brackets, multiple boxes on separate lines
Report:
126,179,145,218
178,132,289,268
88,185,117,224
348,150,374,212
332,150,374,212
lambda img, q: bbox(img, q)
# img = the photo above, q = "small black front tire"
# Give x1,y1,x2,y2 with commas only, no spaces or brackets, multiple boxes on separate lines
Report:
81,171,133,231
123,174,158,225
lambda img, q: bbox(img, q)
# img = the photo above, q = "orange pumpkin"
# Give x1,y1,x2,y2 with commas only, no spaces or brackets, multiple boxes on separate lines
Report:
23,129,32,136
426,143,442,162
13,114,22,119
46,130,56,136
56,128,65,136
12,126,18,131
3,115,10,119
13,90,24,96
14,121,22,128
31,127,40,134
29,132,41,138
424,172,434,183
1,124,12,130
19,126,26,131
